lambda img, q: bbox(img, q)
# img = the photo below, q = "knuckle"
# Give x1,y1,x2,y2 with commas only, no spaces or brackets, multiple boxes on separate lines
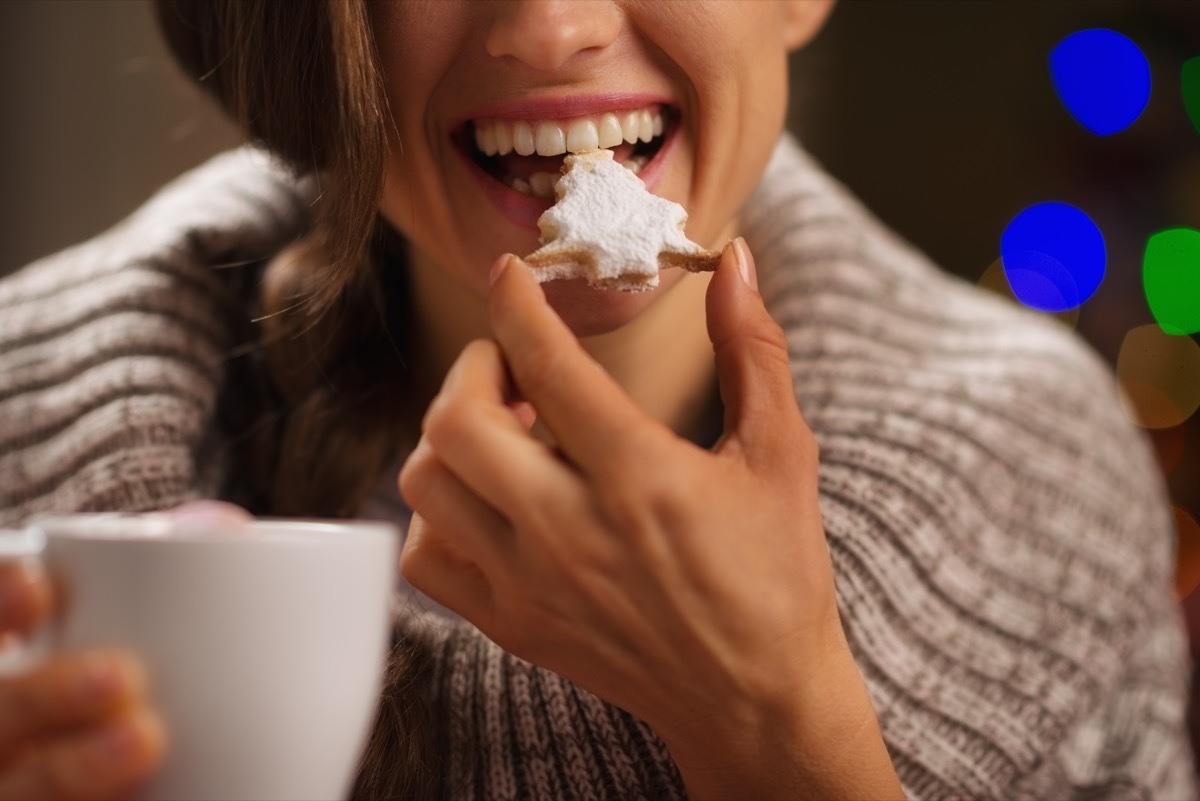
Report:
462,337,503,368
732,311,791,371
597,462,692,538
751,329,793,378
646,468,701,529
397,539,425,587
717,318,789,363
398,520,439,589
421,394,473,455
765,316,790,350
51,651,128,715
593,481,647,533
397,540,420,583
589,419,669,479
754,314,791,353
420,391,452,438
398,450,436,510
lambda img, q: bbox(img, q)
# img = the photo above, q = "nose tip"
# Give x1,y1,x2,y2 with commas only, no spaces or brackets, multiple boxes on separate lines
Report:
485,0,620,73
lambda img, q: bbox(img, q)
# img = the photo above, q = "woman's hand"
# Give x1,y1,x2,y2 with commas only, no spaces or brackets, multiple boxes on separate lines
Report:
400,241,904,800
0,502,247,800
0,565,163,800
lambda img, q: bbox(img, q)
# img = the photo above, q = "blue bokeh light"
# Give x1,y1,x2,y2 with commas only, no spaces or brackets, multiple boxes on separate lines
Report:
1049,29,1151,136
1001,202,1106,312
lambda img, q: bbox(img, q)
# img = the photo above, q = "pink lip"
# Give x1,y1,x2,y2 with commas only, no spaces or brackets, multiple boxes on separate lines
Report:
461,122,678,230
452,92,671,127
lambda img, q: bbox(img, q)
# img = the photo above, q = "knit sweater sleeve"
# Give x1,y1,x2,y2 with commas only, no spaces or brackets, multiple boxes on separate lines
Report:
0,148,305,526
426,619,688,801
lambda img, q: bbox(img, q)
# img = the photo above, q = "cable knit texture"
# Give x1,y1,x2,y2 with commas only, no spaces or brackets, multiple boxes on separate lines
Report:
0,137,1193,799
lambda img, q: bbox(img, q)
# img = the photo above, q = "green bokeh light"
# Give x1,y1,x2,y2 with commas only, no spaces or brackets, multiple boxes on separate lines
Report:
1144,227,1200,335
1185,57,1200,136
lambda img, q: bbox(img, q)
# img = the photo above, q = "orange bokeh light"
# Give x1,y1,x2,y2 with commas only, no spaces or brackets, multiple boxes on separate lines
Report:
1174,507,1200,600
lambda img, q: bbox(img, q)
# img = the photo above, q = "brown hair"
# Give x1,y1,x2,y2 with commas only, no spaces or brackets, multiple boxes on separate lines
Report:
155,1,438,796
155,0,413,517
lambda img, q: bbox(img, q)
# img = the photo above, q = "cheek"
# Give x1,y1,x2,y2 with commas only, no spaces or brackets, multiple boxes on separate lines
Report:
636,4,791,223
370,4,470,237
637,2,789,87
375,96,466,253
379,150,484,294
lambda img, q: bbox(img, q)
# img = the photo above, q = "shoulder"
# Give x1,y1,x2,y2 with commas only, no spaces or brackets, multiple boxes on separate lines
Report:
751,138,1169,587
749,136,1167,584
0,148,310,524
748,136,1192,798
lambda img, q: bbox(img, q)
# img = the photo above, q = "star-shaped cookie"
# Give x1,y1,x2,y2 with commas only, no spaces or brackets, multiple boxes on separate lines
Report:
524,149,721,291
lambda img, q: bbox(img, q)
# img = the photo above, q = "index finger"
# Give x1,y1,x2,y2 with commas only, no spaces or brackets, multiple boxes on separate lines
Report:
487,254,666,474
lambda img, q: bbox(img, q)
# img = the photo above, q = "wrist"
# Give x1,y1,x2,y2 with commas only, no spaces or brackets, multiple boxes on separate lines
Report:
659,634,904,801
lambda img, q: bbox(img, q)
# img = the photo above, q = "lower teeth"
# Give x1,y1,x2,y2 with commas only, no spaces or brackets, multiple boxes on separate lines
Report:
507,155,648,198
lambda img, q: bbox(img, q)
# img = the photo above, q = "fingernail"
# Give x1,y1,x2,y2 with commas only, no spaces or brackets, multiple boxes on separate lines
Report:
731,237,757,291
508,400,537,431
489,254,517,287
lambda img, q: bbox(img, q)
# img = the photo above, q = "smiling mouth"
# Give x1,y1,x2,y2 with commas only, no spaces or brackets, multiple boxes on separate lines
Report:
460,103,673,199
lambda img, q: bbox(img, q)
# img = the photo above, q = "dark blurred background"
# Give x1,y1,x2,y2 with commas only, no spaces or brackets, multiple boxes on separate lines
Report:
789,0,1200,603
2,0,1198,754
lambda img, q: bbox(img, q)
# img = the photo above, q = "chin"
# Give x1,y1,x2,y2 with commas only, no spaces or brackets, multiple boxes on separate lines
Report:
541,278,665,338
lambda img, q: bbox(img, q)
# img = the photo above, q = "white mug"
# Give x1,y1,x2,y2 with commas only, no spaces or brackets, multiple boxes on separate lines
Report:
2,513,398,801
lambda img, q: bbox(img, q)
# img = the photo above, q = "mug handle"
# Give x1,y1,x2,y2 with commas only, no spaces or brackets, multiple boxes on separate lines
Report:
0,527,48,676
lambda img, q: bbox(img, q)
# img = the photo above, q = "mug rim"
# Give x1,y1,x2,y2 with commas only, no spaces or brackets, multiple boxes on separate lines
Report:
26,513,397,545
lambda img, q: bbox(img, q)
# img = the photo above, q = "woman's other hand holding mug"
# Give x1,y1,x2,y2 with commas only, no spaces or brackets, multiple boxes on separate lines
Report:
0,501,250,800
0,565,163,800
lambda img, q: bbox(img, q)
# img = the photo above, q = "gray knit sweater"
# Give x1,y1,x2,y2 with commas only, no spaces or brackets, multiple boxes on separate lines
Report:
1,137,1194,800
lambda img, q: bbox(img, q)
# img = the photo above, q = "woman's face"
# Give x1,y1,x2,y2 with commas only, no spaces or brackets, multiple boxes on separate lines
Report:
370,0,832,335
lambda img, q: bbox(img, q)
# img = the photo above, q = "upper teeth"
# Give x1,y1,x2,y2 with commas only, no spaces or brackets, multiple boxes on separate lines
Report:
474,106,665,157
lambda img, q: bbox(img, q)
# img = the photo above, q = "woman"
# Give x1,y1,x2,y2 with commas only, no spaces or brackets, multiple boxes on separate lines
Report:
0,1,1192,798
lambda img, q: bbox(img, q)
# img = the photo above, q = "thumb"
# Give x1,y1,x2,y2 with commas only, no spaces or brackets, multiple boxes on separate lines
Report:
706,238,804,461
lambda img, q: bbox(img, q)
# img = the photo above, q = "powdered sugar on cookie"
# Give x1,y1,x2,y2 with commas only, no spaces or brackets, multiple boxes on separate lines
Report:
524,150,721,291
